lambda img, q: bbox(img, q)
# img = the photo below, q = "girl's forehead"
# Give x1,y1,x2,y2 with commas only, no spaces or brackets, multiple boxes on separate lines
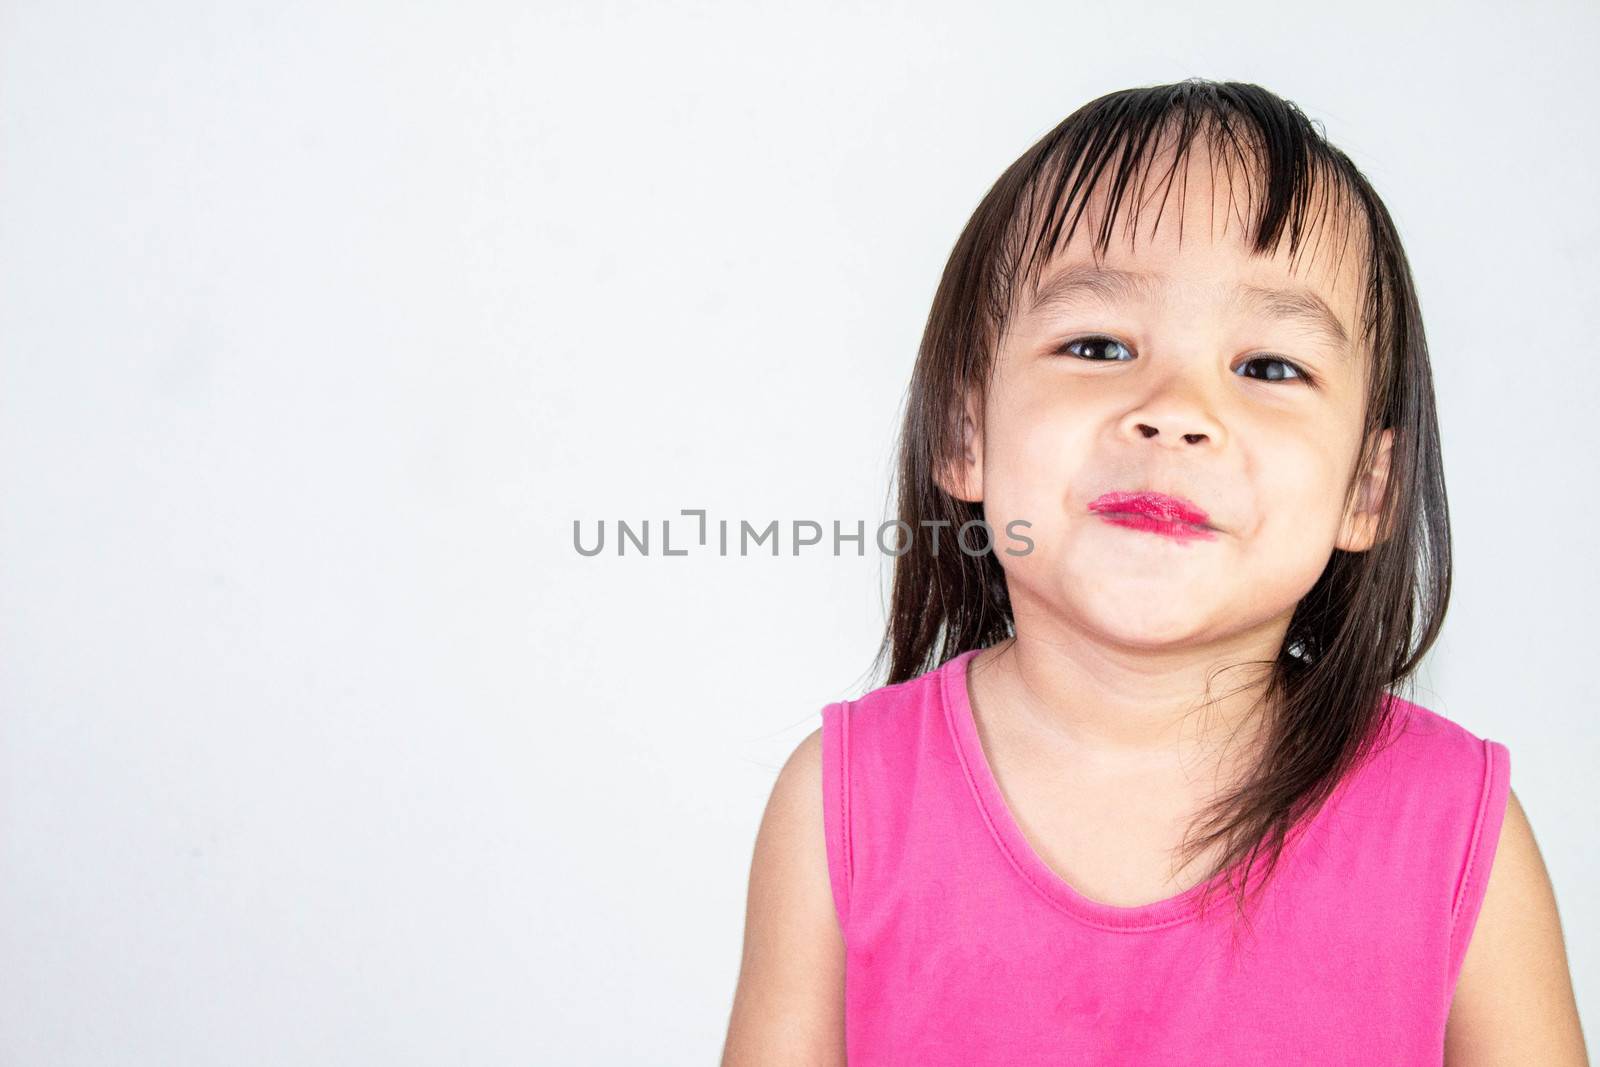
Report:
1010,216,1370,370
1018,134,1369,318
1027,235,1363,322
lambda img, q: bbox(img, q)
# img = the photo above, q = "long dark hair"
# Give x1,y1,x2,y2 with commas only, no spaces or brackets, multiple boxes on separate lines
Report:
870,79,1450,928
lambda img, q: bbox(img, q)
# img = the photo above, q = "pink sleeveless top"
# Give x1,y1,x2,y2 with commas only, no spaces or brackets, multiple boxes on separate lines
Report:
821,647,1510,1065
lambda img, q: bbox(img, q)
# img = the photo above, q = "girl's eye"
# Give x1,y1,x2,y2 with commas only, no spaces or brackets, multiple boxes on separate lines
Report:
1053,335,1314,386
1056,336,1133,362
1236,356,1311,384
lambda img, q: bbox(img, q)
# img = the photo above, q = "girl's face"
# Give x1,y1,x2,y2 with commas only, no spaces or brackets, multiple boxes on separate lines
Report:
942,156,1392,650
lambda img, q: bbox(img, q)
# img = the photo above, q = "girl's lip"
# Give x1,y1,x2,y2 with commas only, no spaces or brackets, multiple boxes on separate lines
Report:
1088,491,1217,534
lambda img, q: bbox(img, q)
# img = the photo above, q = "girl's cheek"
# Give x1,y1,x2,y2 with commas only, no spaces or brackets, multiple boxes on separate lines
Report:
997,440,1074,515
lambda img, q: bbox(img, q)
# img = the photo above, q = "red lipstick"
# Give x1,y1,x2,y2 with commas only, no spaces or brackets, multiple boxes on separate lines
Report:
1088,491,1218,542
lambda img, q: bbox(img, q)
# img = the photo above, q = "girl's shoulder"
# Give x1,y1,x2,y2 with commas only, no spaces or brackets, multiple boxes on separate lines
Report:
1364,690,1509,791
1356,693,1514,996
1332,691,1511,910
846,657,952,706
824,654,956,729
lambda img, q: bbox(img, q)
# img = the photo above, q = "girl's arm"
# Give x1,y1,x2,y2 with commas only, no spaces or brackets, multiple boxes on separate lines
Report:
721,728,848,1066
1444,789,1589,1065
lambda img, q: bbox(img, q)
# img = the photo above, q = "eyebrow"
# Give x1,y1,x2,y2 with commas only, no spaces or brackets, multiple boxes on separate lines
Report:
1024,263,1353,356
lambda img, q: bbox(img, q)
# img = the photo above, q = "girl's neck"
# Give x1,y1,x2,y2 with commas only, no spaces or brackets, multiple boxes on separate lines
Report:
970,626,1283,784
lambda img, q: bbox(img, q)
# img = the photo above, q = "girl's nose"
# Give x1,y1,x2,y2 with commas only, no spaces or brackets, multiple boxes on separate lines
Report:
1120,405,1225,450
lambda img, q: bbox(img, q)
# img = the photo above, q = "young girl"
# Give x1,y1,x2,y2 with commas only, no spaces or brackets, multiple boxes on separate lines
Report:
722,80,1587,1065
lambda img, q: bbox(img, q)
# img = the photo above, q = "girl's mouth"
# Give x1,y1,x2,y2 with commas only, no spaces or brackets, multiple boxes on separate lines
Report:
1087,491,1219,542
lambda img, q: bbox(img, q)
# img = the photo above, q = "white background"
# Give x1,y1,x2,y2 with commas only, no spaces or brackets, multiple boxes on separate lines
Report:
2,1,1595,1063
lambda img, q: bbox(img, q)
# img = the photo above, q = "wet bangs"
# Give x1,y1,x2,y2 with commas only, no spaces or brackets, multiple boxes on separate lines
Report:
989,82,1379,357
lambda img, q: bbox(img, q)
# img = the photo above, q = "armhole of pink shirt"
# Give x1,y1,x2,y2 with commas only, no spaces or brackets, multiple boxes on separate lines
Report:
820,701,852,942
1446,738,1511,994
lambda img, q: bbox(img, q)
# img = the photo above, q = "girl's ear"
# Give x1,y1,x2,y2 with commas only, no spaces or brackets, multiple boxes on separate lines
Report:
1335,427,1395,553
934,393,984,503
